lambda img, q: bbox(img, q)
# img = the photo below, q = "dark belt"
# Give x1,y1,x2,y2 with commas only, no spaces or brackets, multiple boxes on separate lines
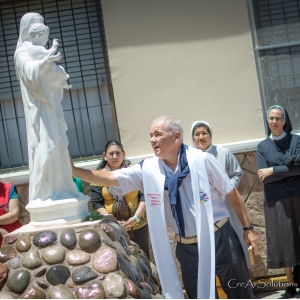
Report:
175,217,229,244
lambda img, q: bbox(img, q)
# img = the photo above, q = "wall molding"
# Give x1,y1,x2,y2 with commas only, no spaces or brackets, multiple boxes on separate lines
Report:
0,138,264,185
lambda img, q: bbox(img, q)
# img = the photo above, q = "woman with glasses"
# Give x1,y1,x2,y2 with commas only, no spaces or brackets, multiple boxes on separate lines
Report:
257,105,300,299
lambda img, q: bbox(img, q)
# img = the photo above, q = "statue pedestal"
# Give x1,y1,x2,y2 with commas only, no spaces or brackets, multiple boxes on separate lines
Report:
25,195,90,228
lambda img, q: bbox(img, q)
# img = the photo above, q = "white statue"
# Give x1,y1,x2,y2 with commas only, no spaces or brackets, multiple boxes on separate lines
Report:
14,13,83,203
26,23,72,93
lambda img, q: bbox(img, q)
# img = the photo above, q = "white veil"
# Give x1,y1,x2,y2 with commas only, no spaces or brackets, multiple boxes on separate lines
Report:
16,12,44,48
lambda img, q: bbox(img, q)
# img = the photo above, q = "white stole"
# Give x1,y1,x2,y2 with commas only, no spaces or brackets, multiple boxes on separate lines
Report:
142,148,215,299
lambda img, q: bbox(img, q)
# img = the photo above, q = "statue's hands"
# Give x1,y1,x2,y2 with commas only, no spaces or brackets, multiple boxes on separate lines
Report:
52,38,59,48
46,52,62,63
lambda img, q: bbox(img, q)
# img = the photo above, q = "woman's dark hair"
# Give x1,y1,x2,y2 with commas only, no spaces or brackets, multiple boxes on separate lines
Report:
192,122,211,136
97,140,125,170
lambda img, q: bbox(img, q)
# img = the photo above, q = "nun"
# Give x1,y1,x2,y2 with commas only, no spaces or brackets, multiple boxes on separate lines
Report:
257,105,300,299
190,120,250,268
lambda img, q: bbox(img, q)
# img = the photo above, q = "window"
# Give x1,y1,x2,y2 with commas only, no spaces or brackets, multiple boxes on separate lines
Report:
0,0,118,169
247,0,300,133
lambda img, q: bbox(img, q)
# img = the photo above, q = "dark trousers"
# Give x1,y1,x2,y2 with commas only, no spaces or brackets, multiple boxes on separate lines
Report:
132,224,150,258
176,221,254,299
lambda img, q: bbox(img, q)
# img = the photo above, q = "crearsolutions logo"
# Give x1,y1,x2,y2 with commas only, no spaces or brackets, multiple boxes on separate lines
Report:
228,279,298,289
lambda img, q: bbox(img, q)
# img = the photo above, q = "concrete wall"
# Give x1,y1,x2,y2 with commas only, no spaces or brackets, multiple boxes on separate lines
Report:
101,0,265,157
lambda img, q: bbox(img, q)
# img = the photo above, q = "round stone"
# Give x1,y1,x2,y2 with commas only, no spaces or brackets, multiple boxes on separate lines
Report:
99,223,116,241
107,222,122,241
117,252,139,285
41,245,65,264
20,285,46,299
103,273,125,298
0,262,8,285
33,230,57,248
130,255,144,281
66,250,90,266
46,265,70,286
140,288,152,299
7,269,30,294
4,235,17,245
138,258,150,281
91,246,118,274
114,241,128,259
22,249,42,270
75,281,106,299
138,252,150,268
124,278,141,299
16,234,31,252
36,278,49,289
7,257,20,269
140,281,153,294
150,262,159,283
0,246,17,263
120,236,132,256
99,230,116,250
119,224,130,242
72,266,97,284
129,245,135,255
78,229,101,253
60,228,77,250
48,284,75,299
34,266,47,277
148,277,158,294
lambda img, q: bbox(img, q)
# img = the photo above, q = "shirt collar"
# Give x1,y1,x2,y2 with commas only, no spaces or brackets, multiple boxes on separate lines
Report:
161,149,181,174
269,131,287,140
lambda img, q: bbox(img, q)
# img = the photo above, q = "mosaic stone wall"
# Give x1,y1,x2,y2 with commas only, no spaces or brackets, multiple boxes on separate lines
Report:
14,151,279,282
235,151,283,278
0,216,162,299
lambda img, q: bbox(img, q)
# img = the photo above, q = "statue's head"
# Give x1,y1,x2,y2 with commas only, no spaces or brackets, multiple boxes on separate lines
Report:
29,23,50,45
17,12,44,47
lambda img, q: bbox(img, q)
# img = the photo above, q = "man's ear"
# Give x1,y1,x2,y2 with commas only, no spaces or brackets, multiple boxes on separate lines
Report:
174,130,181,142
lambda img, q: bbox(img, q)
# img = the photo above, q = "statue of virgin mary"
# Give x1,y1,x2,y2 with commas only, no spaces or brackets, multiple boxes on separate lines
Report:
14,13,84,203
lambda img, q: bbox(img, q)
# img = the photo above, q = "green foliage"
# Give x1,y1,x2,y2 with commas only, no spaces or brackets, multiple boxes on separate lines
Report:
85,210,105,221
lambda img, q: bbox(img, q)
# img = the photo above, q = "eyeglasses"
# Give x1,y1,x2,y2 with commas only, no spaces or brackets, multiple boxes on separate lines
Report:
269,116,283,121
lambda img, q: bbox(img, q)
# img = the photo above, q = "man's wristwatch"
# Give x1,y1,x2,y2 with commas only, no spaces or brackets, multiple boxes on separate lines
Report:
243,225,254,231
133,215,140,223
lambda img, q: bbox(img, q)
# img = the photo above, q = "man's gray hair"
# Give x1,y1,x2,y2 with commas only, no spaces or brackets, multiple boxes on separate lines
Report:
151,116,183,143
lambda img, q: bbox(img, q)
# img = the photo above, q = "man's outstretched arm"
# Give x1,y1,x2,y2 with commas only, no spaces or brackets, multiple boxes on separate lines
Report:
226,188,258,255
71,160,119,186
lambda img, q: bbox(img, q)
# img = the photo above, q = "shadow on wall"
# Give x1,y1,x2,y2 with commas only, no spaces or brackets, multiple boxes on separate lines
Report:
101,0,250,48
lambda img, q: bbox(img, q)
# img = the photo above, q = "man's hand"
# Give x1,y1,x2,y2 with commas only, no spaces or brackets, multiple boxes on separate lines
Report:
226,188,258,256
243,229,258,256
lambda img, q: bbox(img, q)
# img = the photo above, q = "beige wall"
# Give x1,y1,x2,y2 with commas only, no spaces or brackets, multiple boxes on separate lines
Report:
102,0,265,157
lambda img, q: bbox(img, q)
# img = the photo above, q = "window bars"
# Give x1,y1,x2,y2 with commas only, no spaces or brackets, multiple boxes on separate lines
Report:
0,0,118,169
